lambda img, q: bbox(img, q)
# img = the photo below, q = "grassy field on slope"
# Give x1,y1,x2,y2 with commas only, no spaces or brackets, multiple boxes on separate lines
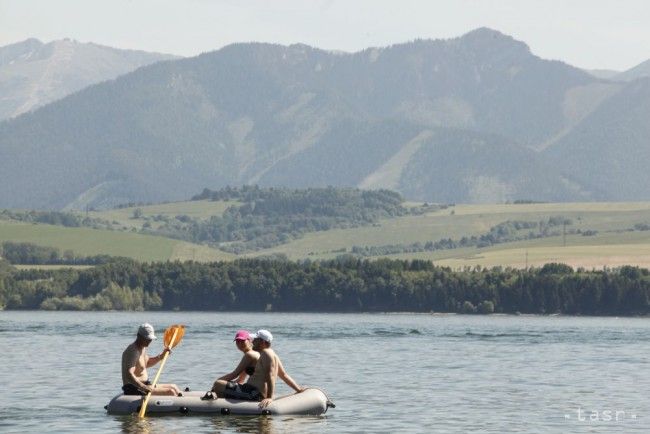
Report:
388,231,650,269
89,199,239,230
257,202,650,268
0,220,232,262
5,201,650,268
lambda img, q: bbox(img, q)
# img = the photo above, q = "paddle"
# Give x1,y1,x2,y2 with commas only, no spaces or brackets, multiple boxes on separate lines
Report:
138,324,185,418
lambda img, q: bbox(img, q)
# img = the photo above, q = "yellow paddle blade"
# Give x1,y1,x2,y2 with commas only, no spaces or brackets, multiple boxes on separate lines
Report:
163,324,185,349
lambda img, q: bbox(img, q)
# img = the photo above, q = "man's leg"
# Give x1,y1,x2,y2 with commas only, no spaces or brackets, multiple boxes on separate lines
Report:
151,383,181,396
211,379,228,397
168,383,182,396
213,381,260,401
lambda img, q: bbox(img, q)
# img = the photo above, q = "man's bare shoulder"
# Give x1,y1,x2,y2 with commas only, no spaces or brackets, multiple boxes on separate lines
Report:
245,350,260,362
259,348,276,362
122,342,140,357
266,348,280,362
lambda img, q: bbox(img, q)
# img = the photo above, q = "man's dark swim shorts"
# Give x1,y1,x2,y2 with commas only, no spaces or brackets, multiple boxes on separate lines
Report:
223,381,261,401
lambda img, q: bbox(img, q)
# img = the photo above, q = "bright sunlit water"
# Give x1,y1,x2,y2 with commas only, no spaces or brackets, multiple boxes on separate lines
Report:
1,311,649,433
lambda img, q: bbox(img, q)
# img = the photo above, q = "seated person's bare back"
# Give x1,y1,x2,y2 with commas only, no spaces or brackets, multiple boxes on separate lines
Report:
246,347,278,398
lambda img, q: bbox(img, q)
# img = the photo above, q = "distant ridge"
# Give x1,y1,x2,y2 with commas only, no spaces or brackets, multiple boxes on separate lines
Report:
0,29,647,209
615,58,650,81
0,38,178,119
585,69,620,79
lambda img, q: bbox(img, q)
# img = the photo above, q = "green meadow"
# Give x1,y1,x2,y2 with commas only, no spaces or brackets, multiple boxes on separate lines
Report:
260,202,650,268
0,220,232,262
89,199,239,230
4,201,650,268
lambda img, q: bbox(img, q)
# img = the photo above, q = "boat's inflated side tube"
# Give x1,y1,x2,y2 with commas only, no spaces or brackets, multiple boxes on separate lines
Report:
106,388,330,416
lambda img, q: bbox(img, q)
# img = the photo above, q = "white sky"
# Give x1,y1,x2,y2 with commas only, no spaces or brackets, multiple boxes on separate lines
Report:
1,0,649,71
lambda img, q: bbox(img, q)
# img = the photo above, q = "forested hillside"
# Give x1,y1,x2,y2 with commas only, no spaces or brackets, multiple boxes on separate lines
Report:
2,186,429,253
2,28,639,209
545,78,650,200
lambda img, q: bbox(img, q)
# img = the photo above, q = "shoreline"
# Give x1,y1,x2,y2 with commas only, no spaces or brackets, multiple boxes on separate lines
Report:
2,309,648,318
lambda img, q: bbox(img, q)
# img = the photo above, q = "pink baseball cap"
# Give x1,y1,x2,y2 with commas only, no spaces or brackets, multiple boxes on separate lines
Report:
234,330,251,341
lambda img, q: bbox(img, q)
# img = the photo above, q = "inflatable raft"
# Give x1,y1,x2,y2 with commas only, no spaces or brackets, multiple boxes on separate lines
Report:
106,388,334,416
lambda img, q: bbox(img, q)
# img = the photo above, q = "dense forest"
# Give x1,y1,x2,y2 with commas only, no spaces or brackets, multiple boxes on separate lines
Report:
0,242,115,265
150,186,437,252
1,187,443,253
0,209,111,229
2,257,650,315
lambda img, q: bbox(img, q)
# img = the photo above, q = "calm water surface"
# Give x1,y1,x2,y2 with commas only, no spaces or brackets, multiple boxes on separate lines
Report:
1,311,649,433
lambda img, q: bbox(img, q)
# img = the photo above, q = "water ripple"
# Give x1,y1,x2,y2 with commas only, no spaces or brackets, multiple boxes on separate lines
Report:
2,312,650,433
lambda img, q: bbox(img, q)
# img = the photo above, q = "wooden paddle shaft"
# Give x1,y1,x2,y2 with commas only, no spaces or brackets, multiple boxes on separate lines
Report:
138,327,179,418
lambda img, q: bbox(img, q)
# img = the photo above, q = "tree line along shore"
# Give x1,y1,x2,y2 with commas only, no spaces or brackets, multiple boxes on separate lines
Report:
1,257,650,315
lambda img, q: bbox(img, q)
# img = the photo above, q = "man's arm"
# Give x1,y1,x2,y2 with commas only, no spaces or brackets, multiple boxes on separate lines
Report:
277,359,304,393
127,367,153,392
218,354,253,382
146,348,170,367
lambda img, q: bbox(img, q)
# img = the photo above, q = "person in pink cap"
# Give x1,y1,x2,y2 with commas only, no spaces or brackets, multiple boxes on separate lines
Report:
211,330,260,393
210,329,304,405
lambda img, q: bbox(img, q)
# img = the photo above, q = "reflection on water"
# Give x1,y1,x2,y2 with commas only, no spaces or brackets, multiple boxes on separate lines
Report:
3,312,650,433
117,414,278,434
116,413,327,434
209,415,274,434
119,416,153,434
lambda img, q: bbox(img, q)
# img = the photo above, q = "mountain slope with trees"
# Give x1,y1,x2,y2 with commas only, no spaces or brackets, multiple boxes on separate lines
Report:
545,78,650,200
0,28,644,208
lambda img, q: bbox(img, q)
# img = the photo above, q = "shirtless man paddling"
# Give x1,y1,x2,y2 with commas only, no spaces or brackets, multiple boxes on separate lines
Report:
121,323,181,396
211,329,304,407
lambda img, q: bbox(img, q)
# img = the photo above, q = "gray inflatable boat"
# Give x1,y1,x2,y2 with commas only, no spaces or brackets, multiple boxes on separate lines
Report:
106,388,334,416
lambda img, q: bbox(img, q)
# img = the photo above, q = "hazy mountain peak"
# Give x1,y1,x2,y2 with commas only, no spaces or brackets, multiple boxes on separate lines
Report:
462,26,511,39
2,37,43,48
585,68,621,79
0,38,178,120
0,38,44,66
616,58,650,81
288,42,317,51
47,38,86,52
51,37,76,45
456,27,531,56
213,41,327,56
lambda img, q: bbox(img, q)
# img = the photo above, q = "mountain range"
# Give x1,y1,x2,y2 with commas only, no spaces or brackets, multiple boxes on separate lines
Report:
614,59,650,82
0,28,649,209
0,38,177,120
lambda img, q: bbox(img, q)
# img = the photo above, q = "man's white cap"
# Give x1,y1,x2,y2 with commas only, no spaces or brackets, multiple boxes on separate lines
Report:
137,323,157,340
250,329,273,343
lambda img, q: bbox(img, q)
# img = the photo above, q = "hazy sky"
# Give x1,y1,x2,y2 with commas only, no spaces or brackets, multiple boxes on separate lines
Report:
1,0,649,71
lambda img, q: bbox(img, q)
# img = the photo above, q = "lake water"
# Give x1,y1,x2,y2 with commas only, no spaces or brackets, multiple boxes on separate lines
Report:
1,311,650,433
